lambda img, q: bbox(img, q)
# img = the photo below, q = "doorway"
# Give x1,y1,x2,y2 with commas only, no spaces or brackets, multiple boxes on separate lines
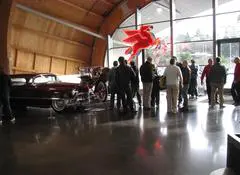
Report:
217,38,240,89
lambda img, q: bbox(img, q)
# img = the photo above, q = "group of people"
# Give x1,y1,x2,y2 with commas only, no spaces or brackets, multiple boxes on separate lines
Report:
201,56,240,108
108,56,160,113
164,56,227,114
108,54,238,115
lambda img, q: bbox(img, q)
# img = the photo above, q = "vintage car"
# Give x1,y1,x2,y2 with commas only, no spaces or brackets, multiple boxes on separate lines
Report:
10,73,88,113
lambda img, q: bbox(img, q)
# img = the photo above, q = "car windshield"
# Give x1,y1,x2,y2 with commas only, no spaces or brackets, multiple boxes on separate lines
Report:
31,75,58,84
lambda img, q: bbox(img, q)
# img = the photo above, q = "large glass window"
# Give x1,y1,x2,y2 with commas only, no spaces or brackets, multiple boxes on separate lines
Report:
146,22,171,66
106,0,240,89
217,0,240,14
216,12,240,39
175,0,212,19
175,41,213,65
175,16,213,42
140,1,170,24
119,14,136,27
109,48,127,66
112,27,135,48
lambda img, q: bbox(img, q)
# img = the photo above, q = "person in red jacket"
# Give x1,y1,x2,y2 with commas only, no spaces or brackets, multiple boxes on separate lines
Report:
231,57,240,106
201,58,213,104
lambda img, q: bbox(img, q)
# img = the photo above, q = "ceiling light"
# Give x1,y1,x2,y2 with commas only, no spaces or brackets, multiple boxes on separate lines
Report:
157,7,163,13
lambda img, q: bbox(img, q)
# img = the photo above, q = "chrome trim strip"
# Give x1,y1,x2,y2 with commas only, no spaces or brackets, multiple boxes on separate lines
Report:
10,97,63,100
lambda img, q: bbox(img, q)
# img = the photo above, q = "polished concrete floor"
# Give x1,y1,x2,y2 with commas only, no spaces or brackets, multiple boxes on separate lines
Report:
0,94,240,175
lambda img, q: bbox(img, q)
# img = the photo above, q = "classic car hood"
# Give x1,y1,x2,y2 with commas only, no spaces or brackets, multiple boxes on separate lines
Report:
36,82,79,90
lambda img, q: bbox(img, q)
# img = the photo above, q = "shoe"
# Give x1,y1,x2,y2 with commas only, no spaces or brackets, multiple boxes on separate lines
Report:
234,103,240,106
220,105,225,109
10,117,16,124
216,101,220,104
131,109,137,113
179,107,188,112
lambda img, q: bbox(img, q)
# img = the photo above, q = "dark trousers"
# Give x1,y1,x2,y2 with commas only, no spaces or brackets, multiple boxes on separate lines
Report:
182,84,189,108
178,83,182,104
110,86,120,109
206,79,211,104
151,87,159,106
119,85,134,110
231,81,240,104
0,75,12,120
189,78,198,97
131,84,141,105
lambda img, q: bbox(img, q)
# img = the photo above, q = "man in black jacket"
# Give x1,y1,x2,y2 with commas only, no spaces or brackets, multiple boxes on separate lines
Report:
0,69,15,124
179,60,191,112
140,57,153,110
116,57,136,113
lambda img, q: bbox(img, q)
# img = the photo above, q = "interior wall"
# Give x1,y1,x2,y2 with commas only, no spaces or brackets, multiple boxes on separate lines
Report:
0,0,13,74
9,7,93,75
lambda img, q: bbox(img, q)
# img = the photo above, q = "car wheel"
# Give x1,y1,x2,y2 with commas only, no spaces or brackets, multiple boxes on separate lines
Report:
95,81,107,102
51,99,66,113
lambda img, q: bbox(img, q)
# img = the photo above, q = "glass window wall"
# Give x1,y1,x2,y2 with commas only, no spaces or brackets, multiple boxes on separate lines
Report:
106,0,240,89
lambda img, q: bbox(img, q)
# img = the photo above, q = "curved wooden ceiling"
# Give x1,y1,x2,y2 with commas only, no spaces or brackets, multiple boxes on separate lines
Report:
15,0,121,34
9,0,151,74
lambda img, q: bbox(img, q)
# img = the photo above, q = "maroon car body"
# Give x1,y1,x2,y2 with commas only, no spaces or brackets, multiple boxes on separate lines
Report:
10,73,88,112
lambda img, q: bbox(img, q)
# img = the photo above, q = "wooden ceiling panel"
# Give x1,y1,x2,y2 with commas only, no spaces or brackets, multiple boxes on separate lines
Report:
70,29,94,47
92,1,113,16
16,0,103,30
10,27,91,62
12,8,94,47
64,0,97,11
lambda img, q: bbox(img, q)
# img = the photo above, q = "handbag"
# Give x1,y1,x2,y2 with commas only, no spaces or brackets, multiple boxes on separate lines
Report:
159,76,166,90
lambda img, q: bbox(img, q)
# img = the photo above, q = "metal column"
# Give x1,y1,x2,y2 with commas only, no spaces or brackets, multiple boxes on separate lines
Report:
212,0,217,59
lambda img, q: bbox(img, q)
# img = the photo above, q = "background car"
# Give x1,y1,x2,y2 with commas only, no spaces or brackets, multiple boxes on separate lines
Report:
10,73,87,113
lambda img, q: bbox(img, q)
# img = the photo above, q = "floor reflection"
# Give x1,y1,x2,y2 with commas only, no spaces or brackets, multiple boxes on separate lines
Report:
0,96,239,174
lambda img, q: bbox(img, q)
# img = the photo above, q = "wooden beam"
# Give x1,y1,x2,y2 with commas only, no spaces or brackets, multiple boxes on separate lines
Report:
10,45,87,64
32,52,36,70
49,56,53,73
64,60,67,75
12,24,92,48
16,3,105,40
56,0,103,19
100,0,114,6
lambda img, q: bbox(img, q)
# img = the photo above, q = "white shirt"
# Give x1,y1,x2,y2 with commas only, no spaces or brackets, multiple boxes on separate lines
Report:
163,65,183,86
